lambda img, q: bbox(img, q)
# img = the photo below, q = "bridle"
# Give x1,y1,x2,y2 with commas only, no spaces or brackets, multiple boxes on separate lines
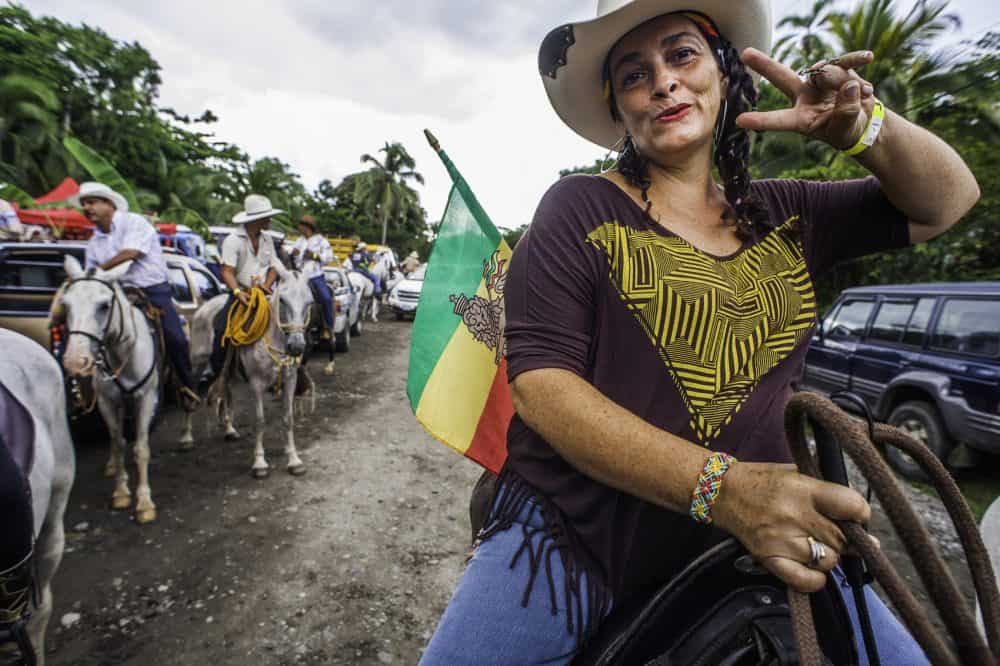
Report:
63,276,157,396
265,278,312,371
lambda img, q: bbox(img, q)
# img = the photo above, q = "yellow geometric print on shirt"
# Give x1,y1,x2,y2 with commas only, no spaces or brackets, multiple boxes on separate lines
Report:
586,216,817,446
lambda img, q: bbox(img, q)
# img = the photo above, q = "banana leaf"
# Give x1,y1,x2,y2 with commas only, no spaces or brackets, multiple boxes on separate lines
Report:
62,136,140,212
0,182,35,208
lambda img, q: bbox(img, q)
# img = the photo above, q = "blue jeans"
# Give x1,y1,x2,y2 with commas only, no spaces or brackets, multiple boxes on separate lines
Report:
308,275,334,329
353,268,381,295
421,497,928,665
143,282,196,391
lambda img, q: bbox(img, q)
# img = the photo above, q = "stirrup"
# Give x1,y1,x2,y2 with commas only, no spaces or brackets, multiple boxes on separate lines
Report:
0,552,36,666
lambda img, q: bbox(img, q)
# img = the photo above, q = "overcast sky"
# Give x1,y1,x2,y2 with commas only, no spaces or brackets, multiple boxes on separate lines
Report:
25,0,999,234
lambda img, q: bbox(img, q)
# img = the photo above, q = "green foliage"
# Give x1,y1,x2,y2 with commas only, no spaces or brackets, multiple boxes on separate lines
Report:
1,4,432,254
63,136,140,211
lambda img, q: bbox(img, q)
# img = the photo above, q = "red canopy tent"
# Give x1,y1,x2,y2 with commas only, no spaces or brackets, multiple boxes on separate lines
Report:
12,178,96,240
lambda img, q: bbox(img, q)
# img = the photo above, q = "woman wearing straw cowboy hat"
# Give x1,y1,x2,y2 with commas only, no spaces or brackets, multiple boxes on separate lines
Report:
421,1,978,664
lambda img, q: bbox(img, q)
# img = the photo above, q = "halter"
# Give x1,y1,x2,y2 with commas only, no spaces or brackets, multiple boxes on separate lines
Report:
62,276,157,396
266,278,312,371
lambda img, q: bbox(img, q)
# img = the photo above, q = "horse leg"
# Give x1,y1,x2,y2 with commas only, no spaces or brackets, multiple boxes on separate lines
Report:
371,295,379,322
98,393,131,510
132,392,157,523
283,365,306,475
250,377,269,479
179,410,195,450
222,382,239,441
28,497,66,665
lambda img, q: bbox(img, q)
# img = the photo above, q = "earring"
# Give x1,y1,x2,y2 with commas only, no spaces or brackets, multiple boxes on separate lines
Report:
714,98,729,148
600,135,627,174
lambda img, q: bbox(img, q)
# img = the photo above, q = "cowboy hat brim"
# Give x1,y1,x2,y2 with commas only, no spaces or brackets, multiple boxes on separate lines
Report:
232,208,284,224
69,189,129,213
539,0,772,150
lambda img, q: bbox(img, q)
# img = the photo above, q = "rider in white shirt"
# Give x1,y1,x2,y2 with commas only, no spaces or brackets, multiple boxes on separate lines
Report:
290,215,335,336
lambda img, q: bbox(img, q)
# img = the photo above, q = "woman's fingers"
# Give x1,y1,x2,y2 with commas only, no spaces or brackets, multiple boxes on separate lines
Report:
735,107,800,133
740,47,802,99
812,481,871,524
763,556,828,594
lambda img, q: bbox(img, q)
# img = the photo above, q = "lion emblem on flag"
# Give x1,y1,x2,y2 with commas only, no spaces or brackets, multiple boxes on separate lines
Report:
450,249,507,365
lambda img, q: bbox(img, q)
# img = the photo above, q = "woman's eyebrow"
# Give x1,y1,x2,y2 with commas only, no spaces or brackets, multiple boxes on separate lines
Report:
612,32,701,73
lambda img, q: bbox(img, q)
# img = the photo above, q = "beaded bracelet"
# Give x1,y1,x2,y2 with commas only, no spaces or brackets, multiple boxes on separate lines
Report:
689,452,738,525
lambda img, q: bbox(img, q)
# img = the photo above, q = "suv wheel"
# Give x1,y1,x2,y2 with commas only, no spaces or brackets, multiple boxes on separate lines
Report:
335,325,351,353
885,401,953,482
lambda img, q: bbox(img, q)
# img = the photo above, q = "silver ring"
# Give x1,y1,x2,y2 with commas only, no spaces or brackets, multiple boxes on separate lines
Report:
807,536,827,568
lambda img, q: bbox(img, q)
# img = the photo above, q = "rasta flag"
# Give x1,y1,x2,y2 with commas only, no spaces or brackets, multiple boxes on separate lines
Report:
406,130,513,474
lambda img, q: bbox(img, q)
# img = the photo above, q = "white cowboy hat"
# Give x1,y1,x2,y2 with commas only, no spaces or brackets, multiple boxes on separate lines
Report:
69,181,129,212
232,194,284,224
539,0,772,149
356,242,367,250
407,251,418,259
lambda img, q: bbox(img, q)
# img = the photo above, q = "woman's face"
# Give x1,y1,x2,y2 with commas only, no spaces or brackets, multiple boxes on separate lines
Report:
608,14,726,162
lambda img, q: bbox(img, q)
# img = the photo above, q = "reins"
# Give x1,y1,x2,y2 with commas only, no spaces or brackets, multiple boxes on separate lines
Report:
784,392,1000,666
63,276,157,397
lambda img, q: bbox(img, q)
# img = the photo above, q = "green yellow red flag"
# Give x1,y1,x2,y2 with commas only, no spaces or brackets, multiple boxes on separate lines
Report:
407,130,513,474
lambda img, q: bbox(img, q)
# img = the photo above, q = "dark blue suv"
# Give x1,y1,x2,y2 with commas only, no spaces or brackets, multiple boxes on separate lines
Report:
803,282,1000,479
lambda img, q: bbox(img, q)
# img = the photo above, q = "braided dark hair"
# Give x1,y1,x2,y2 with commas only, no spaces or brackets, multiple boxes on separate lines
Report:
609,18,769,239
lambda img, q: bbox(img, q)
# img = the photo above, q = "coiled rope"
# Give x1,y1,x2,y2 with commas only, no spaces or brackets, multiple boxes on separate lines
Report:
222,287,270,347
785,392,1000,666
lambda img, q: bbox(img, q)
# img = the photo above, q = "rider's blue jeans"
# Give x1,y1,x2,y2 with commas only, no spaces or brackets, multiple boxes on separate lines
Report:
143,282,196,391
354,268,381,295
420,494,930,666
308,275,335,329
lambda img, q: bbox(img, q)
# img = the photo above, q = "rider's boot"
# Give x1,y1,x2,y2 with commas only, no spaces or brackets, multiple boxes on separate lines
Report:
0,551,36,666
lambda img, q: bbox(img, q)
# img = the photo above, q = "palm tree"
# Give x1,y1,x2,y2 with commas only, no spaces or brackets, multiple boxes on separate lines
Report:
825,0,962,112
355,142,425,246
773,0,837,69
0,74,70,193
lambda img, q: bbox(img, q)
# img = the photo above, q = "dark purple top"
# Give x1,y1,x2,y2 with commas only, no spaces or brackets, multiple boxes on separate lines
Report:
502,174,909,602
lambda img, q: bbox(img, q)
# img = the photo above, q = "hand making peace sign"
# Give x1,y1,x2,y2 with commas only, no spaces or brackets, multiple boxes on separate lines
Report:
736,48,879,152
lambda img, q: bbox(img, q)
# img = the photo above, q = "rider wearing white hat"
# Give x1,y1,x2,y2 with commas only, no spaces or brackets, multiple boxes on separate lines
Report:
401,250,420,275
422,1,978,663
209,194,281,376
73,181,200,410
348,240,381,295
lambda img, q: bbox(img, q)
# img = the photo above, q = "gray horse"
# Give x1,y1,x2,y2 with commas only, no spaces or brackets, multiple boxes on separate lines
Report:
1,329,75,664
60,256,161,523
183,263,313,478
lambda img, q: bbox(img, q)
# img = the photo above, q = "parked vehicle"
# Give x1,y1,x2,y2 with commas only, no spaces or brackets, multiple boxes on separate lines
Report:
324,265,360,352
803,282,1000,479
161,247,228,334
388,265,425,320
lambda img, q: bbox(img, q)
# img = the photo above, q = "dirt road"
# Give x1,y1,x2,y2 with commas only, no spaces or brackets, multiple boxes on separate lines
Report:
49,319,482,665
45,318,980,664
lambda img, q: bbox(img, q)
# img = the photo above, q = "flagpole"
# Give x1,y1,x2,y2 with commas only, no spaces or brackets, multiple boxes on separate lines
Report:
423,129,501,245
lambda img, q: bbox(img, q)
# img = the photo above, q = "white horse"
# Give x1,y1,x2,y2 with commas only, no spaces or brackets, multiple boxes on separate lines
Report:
183,263,313,479
60,256,161,523
979,496,1000,638
371,250,403,298
0,329,75,665
348,270,380,322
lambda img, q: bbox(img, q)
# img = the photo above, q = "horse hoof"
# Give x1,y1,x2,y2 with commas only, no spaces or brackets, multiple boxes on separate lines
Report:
135,508,157,524
179,438,195,451
288,464,306,476
323,363,335,376
225,431,240,442
252,468,270,480
111,496,131,511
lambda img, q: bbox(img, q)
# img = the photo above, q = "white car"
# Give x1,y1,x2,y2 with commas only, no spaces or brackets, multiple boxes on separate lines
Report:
388,265,425,320
324,266,361,351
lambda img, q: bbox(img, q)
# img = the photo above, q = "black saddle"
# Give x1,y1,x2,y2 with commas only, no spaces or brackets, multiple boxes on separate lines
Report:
0,382,34,479
573,539,858,666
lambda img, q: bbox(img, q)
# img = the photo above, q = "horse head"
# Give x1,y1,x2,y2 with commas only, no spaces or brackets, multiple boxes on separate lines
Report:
272,262,314,358
59,255,129,377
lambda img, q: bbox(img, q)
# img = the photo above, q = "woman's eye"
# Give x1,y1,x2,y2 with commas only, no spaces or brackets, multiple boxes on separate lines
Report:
673,48,695,63
622,70,645,88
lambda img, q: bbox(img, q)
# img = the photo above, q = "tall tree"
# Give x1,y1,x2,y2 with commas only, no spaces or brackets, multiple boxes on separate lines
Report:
772,0,837,69
355,142,425,245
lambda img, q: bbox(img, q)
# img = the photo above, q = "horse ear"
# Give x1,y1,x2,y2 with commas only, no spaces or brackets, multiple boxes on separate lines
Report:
64,255,84,280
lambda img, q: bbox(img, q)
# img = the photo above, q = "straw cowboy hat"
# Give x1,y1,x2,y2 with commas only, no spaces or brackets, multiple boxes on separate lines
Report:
232,194,284,224
69,181,129,212
538,0,772,149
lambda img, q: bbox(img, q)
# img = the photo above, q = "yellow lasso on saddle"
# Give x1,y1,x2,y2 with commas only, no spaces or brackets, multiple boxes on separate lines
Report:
222,287,270,347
